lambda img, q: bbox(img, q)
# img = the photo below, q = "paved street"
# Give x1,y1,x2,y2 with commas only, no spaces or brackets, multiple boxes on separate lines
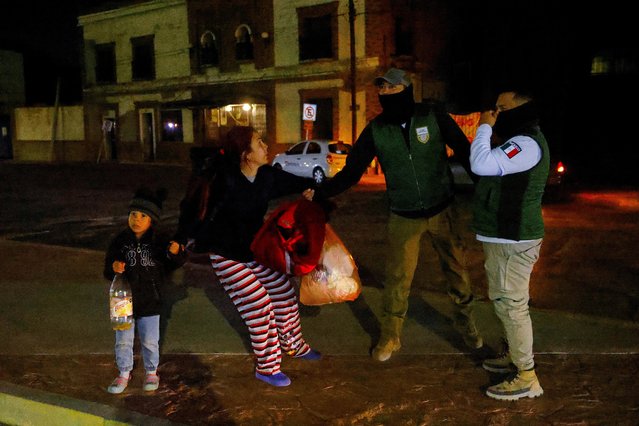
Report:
0,161,638,424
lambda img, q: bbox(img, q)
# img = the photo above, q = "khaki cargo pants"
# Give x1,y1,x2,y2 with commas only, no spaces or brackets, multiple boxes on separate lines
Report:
379,206,477,344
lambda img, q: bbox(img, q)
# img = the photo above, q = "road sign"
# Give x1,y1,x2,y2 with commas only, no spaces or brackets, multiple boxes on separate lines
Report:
303,103,317,121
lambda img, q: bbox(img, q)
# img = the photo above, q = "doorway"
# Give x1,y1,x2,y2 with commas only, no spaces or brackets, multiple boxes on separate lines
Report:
139,110,156,161
102,117,117,160
0,115,12,159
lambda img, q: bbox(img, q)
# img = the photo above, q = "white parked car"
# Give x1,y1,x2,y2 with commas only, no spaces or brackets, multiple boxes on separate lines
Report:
271,139,351,183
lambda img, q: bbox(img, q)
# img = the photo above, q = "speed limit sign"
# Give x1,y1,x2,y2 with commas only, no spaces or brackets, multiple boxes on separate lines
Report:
303,103,317,121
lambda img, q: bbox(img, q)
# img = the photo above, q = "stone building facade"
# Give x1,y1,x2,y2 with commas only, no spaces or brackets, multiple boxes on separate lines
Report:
77,0,452,164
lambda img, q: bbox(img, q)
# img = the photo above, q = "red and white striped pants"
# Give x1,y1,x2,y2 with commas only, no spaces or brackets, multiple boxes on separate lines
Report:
210,254,311,375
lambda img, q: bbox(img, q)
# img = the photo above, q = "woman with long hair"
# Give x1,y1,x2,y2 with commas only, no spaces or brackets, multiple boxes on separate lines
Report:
176,126,321,387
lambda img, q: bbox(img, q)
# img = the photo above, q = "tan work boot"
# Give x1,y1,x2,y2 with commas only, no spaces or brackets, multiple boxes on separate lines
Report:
482,352,517,374
486,369,543,401
371,338,401,362
453,301,483,350
461,321,483,350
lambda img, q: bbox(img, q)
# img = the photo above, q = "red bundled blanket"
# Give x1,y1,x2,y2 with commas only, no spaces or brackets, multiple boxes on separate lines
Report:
251,199,327,276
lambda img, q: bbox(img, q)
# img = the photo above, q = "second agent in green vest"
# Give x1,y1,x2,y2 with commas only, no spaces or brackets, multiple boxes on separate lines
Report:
318,67,482,361
470,89,549,401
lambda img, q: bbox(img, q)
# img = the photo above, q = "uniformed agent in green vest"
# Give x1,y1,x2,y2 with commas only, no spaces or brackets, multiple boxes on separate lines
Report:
470,89,549,401
318,67,482,362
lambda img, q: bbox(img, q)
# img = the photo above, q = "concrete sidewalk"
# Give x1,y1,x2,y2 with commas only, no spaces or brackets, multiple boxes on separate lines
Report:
2,237,639,424
2,238,639,358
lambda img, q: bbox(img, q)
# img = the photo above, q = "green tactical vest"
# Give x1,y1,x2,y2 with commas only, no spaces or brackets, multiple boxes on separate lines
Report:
472,127,550,240
371,105,454,214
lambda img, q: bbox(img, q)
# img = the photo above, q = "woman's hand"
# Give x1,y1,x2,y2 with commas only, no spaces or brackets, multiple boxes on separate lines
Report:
302,188,315,201
112,261,125,274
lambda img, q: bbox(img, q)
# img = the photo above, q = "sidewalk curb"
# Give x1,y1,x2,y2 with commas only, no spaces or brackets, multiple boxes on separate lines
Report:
0,381,182,426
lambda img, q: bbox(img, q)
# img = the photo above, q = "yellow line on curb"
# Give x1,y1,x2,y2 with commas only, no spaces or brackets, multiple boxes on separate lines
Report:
0,381,180,426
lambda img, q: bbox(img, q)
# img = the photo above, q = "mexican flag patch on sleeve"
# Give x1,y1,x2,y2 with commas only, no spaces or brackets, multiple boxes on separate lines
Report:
500,141,522,159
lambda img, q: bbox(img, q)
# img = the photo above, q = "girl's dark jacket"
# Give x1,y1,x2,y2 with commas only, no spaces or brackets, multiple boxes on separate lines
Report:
104,227,187,318
175,163,315,262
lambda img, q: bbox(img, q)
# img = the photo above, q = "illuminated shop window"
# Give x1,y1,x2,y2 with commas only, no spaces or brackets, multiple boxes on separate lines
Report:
204,104,266,140
160,110,183,142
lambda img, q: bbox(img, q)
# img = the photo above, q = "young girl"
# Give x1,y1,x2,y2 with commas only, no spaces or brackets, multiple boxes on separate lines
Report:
104,187,186,394
176,126,321,387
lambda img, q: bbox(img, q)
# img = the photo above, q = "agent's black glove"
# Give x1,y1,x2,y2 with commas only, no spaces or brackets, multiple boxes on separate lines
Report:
312,194,337,222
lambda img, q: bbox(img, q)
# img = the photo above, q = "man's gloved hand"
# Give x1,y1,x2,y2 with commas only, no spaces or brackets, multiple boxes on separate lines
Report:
312,195,337,221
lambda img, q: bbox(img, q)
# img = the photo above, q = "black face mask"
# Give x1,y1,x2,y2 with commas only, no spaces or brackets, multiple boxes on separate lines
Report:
378,85,415,124
492,101,539,141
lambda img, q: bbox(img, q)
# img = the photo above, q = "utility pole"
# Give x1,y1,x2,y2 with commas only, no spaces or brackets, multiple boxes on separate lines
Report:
349,0,357,144
50,76,61,161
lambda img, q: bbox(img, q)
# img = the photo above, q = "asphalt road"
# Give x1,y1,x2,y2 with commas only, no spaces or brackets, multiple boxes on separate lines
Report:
1,161,637,322
1,161,638,425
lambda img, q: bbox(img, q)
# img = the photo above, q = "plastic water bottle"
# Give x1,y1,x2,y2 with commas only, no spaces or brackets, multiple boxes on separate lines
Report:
109,273,133,330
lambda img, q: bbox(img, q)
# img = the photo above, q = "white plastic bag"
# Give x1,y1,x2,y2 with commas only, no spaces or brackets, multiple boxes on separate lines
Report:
299,224,362,305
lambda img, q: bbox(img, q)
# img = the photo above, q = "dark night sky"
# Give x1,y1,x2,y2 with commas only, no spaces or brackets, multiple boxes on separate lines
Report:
2,1,80,104
449,1,636,103
1,1,635,108
1,1,129,104
458,0,638,181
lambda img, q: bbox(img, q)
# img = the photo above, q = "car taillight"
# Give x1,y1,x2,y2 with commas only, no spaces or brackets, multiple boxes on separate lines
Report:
556,161,565,174
326,154,334,164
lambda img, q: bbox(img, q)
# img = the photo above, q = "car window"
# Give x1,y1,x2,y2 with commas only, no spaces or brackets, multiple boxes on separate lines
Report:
287,142,306,155
306,142,321,154
329,142,351,155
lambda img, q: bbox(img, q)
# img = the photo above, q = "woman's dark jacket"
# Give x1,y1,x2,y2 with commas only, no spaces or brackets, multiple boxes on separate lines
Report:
175,163,315,262
104,228,187,318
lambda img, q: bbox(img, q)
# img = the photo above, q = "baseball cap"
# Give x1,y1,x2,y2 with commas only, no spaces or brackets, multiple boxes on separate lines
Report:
374,68,411,87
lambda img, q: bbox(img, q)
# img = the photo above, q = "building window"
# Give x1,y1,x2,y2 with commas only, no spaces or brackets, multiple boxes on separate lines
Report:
591,56,610,75
298,10,334,61
160,110,183,142
200,30,219,66
394,17,412,56
95,43,116,84
235,24,254,61
131,35,155,80
591,51,638,76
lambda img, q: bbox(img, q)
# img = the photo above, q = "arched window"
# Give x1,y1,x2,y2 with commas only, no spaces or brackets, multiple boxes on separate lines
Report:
235,24,254,61
200,30,219,66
